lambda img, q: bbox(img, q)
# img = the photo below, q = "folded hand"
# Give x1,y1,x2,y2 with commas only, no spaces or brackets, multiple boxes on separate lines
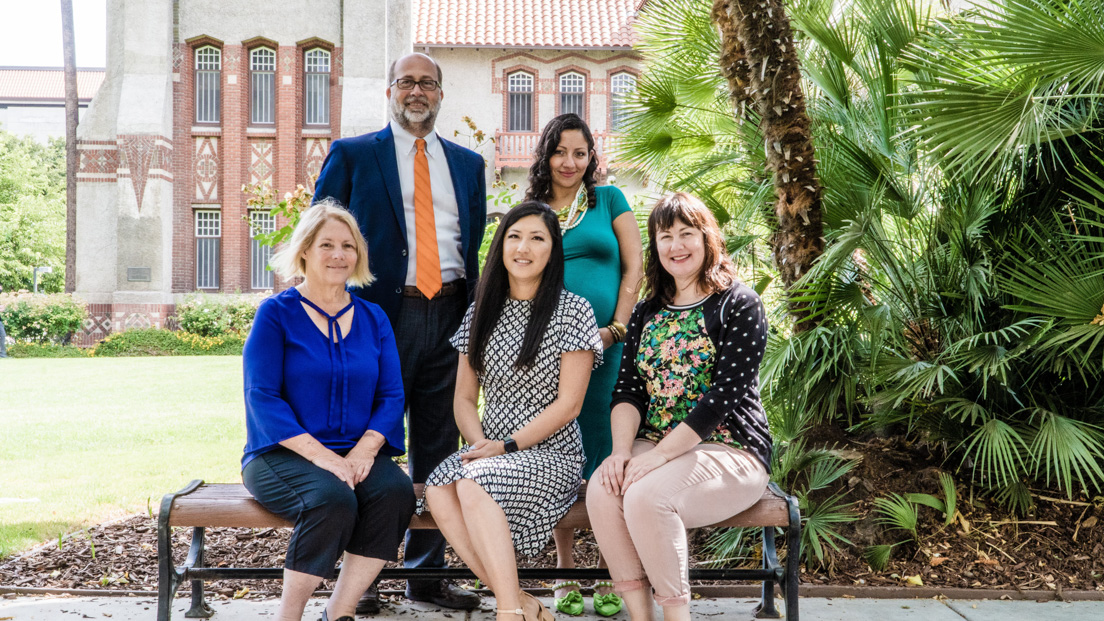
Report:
460,438,505,463
621,449,669,493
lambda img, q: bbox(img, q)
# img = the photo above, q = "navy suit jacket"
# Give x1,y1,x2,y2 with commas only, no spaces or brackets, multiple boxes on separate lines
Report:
313,125,487,325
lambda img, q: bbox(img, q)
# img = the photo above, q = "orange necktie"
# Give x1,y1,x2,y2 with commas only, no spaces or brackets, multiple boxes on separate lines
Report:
414,138,442,298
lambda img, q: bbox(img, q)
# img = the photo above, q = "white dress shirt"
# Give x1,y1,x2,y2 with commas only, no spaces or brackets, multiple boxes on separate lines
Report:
390,120,465,287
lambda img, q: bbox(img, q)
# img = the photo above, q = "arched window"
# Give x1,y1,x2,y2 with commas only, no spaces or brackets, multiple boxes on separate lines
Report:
559,72,586,120
304,49,331,125
507,71,534,132
610,72,637,131
194,47,221,124
250,47,276,124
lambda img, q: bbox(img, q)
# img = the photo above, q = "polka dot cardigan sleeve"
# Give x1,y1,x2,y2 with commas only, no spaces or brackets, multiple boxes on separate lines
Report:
680,286,769,441
609,301,652,419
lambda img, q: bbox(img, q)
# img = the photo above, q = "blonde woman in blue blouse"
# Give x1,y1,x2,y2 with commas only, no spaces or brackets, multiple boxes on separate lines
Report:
241,200,415,621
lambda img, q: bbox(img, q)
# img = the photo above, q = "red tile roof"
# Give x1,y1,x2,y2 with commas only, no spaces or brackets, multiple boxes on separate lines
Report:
414,0,647,48
0,67,105,102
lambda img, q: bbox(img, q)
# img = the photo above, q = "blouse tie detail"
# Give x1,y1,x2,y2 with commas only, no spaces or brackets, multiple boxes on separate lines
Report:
299,295,355,435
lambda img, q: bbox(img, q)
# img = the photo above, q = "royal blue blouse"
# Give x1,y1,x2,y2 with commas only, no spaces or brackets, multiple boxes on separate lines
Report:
241,287,406,469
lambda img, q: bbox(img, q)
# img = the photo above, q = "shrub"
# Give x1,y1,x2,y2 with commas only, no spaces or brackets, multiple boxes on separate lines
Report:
0,293,86,344
92,328,245,357
6,342,92,358
175,294,263,337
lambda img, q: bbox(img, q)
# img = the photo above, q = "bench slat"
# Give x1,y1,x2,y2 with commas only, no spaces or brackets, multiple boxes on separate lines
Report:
166,482,791,530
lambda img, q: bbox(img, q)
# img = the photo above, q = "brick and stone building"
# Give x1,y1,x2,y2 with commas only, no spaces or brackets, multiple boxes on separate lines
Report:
74,0,645,344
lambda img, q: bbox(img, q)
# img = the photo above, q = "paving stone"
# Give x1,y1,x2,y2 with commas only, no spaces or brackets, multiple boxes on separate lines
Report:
946,599,1104,621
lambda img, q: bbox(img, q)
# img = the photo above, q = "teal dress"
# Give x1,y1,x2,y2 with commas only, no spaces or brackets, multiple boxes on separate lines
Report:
563,185,634,478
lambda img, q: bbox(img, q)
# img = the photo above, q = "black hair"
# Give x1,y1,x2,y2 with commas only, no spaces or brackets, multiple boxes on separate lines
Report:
524,113,598,212
468,201,565,374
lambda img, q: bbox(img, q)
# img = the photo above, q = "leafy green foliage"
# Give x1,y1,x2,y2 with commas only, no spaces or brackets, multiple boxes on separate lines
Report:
0,293,86,343
863,543,898,571
91,328,245,357
872,493,920,538
628,0,1104,570
938,472,957,526
176,294,262,337
6,342,91,358
0,131,66,292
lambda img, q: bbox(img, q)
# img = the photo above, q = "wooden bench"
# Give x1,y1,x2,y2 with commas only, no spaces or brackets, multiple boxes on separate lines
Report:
158,480,800,621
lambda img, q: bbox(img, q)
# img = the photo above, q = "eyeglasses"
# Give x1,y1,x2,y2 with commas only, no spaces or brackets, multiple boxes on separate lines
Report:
390,78,440,91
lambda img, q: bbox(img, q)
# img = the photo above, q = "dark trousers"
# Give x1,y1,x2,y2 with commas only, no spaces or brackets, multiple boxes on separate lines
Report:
242,447,416,579
393,291,466,591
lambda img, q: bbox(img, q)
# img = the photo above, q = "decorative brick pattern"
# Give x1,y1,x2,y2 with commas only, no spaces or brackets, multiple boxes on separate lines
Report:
303,138,329,190
249,139,274,186
76,303,176,347
117,134,173,212
77,140,119,183
171,36,342,294
194,136,220,201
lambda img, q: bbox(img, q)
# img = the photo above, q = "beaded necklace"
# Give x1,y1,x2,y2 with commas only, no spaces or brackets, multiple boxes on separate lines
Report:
555,185,589,233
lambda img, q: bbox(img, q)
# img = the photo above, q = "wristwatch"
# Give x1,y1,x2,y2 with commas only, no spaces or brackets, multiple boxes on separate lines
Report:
503,437,519,453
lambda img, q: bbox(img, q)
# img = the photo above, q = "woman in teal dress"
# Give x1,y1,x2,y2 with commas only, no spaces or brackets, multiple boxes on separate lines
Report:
525,113,644,616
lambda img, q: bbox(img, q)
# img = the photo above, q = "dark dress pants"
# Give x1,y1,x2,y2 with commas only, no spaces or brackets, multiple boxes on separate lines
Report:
393,292,466,591
242,447,416,578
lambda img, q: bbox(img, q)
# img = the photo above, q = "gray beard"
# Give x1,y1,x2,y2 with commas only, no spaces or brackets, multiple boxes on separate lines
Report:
390,97,438,135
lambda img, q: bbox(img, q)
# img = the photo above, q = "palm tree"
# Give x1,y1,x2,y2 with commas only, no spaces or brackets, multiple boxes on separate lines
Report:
624,0,1104,560
712,0,825,330
61,0,78,292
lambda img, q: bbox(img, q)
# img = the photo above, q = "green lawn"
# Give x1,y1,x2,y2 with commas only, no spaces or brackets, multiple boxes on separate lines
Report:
0,357,246,558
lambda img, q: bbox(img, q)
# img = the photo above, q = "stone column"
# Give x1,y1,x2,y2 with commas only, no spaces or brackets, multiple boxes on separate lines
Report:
75,0,175,343
339,0,411,137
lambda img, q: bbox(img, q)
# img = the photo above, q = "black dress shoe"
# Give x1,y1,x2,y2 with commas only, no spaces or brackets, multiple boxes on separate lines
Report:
405,578,481,610
354,581,381,615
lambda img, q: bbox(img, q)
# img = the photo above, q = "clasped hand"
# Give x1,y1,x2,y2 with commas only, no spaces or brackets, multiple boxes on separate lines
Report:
314,448,376,489
595,448,668,495
460,438,506,463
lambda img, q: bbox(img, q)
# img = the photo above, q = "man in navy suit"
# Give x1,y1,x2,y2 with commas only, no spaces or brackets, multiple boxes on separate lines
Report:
313,52,486,613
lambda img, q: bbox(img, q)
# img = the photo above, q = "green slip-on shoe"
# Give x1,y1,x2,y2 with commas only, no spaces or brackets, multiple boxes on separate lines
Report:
553,582,585,616
593,582,624,617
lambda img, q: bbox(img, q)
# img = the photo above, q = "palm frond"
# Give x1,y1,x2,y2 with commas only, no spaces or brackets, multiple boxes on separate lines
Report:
1025,409,1104,496
959,418,1030,488
939,472,958,526
800,490,856,567
872,493,920,538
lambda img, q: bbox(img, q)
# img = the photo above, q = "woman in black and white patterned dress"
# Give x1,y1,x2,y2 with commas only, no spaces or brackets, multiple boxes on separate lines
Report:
420,201,603,621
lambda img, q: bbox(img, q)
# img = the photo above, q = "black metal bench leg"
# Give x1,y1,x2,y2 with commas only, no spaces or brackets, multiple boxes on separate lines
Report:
784,498,801,621
157,514,181,621
185,527,215,618
755,527,781,619
159,480,204,621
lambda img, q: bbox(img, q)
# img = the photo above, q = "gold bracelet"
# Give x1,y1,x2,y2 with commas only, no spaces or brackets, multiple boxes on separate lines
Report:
607,320,626,344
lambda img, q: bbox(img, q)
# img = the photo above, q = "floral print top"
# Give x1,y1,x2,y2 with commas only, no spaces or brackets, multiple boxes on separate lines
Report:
636,300,742,448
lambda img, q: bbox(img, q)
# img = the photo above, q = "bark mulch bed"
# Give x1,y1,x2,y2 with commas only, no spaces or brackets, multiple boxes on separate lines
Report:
2,432,1102,602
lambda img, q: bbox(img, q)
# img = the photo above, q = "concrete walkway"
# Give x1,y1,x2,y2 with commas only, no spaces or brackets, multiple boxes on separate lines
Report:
2,594,1104,621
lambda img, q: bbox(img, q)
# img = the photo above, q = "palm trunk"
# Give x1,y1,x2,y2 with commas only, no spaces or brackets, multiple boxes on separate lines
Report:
713,0,824,331
61,0,79,293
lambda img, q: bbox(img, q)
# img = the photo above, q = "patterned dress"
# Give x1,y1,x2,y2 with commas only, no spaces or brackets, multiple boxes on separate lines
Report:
417,290,603,556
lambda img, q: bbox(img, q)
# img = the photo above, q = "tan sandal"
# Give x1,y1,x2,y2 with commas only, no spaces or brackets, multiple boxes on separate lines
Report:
520,591,554,621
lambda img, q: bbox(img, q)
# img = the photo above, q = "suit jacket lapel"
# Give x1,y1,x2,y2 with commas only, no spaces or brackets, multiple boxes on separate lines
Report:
372,125,407,239
440,138,472,258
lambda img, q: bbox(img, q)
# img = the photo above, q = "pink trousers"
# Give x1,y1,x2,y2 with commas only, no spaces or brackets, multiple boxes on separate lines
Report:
586,439,769,606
